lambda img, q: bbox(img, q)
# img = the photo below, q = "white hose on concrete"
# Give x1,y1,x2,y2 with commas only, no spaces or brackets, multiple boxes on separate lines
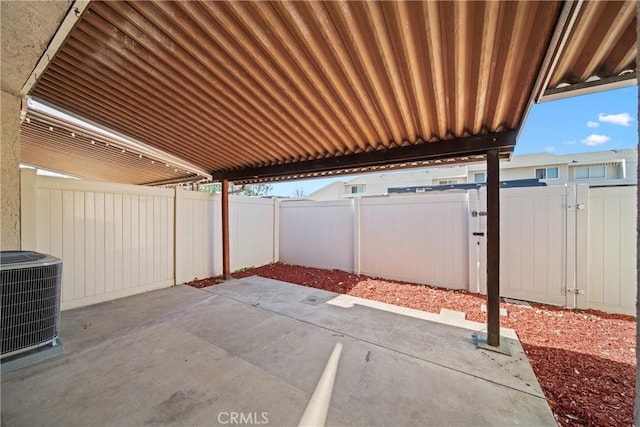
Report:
298,342,343,427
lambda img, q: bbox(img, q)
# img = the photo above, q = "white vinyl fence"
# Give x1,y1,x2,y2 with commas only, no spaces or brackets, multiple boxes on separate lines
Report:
20,167,636,315
279,200,354,272
22,170,175,310
359,195,469,289
175,190,218,285
21,170,277,310
175,193,278,283
280,184,637,315
229,196,278,272
280,194,469,289
588,186,636,315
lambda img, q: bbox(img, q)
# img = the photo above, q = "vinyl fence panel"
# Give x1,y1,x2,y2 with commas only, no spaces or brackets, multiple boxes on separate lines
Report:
176,193,277,282
588,186,637,315
359,194,469,289
175,190,218,284
279,200,354,272
23,171,175,310
229,196,276,272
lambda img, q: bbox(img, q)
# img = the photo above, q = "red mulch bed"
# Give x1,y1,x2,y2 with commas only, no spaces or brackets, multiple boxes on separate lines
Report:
233,262,636,427
185,276,222,289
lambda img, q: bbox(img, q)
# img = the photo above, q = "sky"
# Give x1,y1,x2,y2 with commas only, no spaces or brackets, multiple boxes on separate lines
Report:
269,86,638,197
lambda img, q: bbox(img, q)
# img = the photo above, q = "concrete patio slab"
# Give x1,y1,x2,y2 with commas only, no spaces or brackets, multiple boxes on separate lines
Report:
1,277,556,427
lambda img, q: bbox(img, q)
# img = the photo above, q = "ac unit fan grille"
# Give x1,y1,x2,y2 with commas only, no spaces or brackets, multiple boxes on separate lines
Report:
1,263,62,356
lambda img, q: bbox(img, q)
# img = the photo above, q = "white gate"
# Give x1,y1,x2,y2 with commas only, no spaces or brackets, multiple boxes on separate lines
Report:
470,184,589,308
587,186,637,315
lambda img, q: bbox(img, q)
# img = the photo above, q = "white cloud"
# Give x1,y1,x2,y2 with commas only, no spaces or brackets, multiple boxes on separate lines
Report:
598,112,632,126
581,134,610,146
586,121,599,128
544,146,555,153
563,140,577,146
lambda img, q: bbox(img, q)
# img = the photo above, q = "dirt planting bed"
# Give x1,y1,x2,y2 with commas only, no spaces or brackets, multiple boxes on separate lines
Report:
233,262,636,427
186,276,222,289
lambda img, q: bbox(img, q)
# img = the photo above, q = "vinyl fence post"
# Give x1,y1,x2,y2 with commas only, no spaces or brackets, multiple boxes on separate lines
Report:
353,197,361,275
20,168,38,250
273,198,280,263
174,186,182,285
574,184,589,309
222,179,230,280
467,189,478,293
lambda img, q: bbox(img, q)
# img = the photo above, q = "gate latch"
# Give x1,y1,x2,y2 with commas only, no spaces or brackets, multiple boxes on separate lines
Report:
471,211,487,217
567,204,585,210
565,288,585,295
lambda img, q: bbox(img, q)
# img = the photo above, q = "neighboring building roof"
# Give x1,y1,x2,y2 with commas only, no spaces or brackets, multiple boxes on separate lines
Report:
468,148,637,170
388,179,548,194
345,165,469,186
308,148,638,198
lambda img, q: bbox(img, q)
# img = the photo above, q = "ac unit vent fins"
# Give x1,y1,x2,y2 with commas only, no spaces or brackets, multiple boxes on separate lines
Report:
1,252,62,358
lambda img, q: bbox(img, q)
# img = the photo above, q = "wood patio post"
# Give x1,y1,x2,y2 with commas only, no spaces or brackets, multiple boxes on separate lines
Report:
222,179,230,280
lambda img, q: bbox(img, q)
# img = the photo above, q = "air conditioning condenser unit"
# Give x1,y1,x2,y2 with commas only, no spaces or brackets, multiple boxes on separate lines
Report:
1,251,63,371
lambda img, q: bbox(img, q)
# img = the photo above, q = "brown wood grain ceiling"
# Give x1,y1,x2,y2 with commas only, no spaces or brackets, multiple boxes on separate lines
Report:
25,0,636,184
21,120,198,185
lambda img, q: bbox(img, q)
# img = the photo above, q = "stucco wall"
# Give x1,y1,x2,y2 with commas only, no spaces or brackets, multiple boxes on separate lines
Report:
1,90,21,249
1,1,72,94
1,0,72,250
